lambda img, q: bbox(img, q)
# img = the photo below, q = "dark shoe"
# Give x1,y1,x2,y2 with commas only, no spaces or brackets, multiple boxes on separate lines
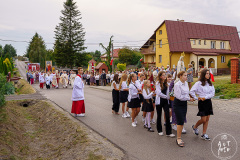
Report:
143,124,148,129
148,127,154,132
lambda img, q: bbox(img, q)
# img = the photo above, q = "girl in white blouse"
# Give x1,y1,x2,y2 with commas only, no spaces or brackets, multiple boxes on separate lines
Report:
173,71,194,147
190,69,215,141
111,74,120,114
128,73,141,127
155,71,175,137
119,74,130,118
142,80,155,132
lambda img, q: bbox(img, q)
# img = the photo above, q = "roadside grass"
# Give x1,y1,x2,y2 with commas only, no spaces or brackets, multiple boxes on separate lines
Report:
16,79,36,95
193,75,240,99
0,100,106,159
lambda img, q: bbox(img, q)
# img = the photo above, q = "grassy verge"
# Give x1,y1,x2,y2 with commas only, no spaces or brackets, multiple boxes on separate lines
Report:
193,75,240,99
0,100,106,159
16,79,36,95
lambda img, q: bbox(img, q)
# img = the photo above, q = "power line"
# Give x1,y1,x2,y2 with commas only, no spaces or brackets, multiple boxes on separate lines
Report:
0,31,239,48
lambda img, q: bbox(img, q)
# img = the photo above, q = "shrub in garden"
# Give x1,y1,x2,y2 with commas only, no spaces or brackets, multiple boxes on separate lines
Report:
117,63,126,71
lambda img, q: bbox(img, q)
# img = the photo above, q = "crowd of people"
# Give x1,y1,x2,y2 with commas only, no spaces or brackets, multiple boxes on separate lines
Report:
26,70,77,89
28,64,214,148
108,65,215,147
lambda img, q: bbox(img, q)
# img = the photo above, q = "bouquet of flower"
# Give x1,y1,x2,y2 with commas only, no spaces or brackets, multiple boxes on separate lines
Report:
150,83,155,91
169,89,175,101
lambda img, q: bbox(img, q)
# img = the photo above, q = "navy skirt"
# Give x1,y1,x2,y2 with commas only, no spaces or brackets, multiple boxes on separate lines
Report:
197,99,213,116
142,99,154,112
173,98,187,125
128,98,141,108
119,91,129,103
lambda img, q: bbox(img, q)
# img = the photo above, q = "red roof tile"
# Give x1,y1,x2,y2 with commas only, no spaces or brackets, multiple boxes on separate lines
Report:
164,20,240,54
193,52,219,56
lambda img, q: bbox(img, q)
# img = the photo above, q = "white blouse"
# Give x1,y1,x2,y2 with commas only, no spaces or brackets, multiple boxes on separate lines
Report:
95,75,99,80
120,81,128,91
110,74,114,81
128,82,139,102
142,88,153,99
155,81,169,105
174,81,190,101
136,79,144,90
190,81,215,100
111,81,119,90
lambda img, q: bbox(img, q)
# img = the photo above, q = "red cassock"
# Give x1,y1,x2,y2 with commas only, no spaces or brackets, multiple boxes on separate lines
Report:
40,83,44,89
71,100,85,114
71,74,85,114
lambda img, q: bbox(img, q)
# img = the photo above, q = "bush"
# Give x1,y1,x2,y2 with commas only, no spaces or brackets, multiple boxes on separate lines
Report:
117,63,126,71
0,74,6,107
2,82,15,95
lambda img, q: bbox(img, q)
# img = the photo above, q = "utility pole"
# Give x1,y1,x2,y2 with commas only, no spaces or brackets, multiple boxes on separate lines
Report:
112,43,114,72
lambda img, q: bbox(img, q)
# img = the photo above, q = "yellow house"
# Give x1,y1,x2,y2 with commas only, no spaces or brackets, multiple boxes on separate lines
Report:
140,20,240,75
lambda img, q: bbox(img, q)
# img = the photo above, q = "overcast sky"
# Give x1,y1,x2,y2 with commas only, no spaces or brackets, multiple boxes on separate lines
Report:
0,0,240,55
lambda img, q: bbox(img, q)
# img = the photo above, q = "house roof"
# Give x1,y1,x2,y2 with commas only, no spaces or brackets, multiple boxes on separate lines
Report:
165,20,240,54
95,62,107,69
100,48,121,58
88,59,96,64
141,20,240,54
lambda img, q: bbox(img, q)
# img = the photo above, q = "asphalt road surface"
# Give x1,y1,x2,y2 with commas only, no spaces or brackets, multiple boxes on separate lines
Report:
16,60,240,160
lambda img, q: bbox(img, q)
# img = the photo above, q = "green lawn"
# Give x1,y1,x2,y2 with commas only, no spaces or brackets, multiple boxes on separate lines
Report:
193,75,240,99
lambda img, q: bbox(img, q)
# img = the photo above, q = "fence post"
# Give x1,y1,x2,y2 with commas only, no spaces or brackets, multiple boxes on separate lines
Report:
230,57,239,84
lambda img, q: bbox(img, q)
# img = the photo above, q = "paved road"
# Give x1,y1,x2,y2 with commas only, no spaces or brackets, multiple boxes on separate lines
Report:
16,60,240,160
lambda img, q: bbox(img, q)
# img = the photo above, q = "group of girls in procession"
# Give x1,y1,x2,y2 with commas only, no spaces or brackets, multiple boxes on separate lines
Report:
111,68,215,147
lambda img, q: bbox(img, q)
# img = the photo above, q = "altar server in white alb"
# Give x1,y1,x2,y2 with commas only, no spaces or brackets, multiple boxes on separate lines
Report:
190,69,215,141
39,72,45,89
71,67,85,117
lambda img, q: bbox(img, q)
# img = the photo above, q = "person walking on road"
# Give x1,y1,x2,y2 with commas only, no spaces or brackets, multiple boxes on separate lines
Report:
111,74,120,114
71,67,85,117
119,73,130,118
142,80,155,132
128,73,141,127
155,71,175,138
190,69,215,141
173,71,194,147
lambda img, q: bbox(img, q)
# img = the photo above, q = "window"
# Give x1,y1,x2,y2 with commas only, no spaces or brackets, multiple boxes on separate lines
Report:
153,42,156,52
221,56,226,63
193,40,196,45
204,40,206,45
220,42,225,49
159,40,162,48
199,40,201,45
211,41,216,49
159,55,162,63
159,30,162,35
152,56,154,62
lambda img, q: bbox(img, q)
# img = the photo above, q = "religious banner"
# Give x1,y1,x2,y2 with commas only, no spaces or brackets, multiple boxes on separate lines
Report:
45,61,52,72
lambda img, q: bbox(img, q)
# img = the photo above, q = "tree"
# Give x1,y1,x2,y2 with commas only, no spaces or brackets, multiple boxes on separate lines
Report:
0,45,3,57
75,52,92,67
25,33,47,69
99,35,113,72
118,47,142,65
3,44,17,57
54,0,86,68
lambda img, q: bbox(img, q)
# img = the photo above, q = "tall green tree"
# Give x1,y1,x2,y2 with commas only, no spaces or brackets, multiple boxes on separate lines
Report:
0,45,3,57
3,44,17,57
118,47,142,65
25,33,47,69
99,35,113,72
54,0,86,68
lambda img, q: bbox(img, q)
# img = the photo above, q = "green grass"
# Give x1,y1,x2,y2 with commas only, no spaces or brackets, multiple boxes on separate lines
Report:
87,151,105,160
193,75,240,99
